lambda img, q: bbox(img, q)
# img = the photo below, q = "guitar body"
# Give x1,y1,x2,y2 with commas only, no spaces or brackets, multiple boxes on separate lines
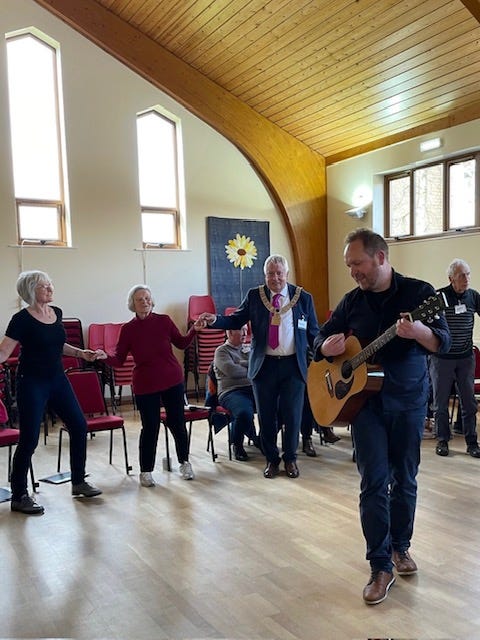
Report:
307,293,445,426
307,335,382,426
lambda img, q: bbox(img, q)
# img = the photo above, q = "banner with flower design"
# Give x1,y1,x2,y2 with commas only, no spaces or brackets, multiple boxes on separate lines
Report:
207,217,270,314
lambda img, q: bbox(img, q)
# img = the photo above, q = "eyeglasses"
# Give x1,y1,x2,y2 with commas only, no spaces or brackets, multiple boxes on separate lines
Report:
36,283,53,290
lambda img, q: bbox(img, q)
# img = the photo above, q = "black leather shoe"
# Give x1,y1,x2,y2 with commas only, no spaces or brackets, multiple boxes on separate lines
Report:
285,460,299,478
233,444,249,461
436,440,449,456
467,444,480,458
302,437,317,457
322,427,341,443
263,462,279,478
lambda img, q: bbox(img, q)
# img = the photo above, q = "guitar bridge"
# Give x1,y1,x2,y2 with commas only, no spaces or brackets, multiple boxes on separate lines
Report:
325,370,334,398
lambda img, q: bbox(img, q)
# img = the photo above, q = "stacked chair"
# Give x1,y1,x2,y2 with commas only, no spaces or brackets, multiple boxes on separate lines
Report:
184,295,225,398
87,322,135,411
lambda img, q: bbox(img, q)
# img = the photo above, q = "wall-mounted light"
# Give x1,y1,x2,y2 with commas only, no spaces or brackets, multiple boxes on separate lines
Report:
420,137,442,152
345,185,372,219
345,207,367,219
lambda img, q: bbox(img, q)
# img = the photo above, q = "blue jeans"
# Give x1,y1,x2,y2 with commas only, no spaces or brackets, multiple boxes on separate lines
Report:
252,355,305,464
352,400,425,572
135,382,189,470
12,371,88,499
219,386,256,446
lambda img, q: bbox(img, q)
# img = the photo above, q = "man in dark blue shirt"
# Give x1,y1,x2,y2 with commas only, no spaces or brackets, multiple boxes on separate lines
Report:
430,259,480,458
313,228,450,606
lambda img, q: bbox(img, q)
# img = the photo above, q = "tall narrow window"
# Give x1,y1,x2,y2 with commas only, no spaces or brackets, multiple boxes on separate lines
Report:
136,109,183,248
5,30,68,245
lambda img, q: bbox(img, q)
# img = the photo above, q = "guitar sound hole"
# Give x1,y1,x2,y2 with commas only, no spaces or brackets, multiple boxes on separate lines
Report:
341,361,353,378
335,378,353,400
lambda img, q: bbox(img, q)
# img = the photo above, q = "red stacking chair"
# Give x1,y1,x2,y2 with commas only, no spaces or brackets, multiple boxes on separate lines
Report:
104,323,135,407
160,402,211,470
184,295,225,398
57,369,132,475
187,295,216,323
0,398,37,502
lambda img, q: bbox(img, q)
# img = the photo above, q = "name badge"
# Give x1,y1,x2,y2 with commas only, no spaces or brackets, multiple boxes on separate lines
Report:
455,303,467,314
298,317,307,330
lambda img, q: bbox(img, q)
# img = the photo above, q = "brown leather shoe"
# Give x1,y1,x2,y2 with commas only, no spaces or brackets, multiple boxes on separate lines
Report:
362,571,395,605
263,462,279,478
285,460,299,478
392,550,417,575
321,427,341,444
302,437,317,457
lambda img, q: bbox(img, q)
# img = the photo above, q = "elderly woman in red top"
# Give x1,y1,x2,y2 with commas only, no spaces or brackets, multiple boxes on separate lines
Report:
98,285,203,486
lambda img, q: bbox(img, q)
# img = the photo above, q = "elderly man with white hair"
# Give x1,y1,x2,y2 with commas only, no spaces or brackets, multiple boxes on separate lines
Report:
430,258,480,458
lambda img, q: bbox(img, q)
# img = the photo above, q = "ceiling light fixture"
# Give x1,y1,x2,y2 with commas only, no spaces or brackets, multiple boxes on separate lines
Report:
420,137,442,152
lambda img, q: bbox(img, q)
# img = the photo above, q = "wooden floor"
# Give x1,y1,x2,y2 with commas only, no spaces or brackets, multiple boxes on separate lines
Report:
1,405,480,640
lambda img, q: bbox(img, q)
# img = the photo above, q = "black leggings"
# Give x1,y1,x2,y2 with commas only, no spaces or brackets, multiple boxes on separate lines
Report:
134,383,189,471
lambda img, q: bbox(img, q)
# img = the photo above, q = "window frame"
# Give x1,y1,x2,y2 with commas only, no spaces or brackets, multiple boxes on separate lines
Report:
384,151,480,241
5,29,68,247
136,108,184,250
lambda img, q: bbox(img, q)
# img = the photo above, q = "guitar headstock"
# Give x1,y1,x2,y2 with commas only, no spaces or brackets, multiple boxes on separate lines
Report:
408,293,446,323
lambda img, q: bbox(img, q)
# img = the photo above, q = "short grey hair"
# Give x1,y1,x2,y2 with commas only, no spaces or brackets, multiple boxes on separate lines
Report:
263,254,289,275
16,270,52,305
447,258,470,279
127,284,155,312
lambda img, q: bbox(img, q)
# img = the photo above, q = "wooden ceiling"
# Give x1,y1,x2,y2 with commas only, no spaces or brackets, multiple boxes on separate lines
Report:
54,0,480,164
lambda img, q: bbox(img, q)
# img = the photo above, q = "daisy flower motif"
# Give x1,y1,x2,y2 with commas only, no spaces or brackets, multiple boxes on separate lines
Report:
225,234,257,270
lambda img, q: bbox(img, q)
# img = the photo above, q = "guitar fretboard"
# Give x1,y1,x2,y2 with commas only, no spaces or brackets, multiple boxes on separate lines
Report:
349,325,397,371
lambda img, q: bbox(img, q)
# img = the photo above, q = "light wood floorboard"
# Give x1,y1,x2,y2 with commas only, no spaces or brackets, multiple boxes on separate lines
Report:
1,405,479,640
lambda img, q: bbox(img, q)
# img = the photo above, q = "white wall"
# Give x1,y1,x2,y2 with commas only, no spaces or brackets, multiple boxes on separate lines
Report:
0,0,293,339
327,120,480,342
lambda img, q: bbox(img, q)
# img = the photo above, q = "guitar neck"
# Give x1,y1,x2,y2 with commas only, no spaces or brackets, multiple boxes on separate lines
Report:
349,324,396,371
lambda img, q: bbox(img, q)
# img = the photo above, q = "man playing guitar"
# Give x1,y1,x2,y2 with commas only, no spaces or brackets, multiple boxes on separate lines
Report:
312,228,450,606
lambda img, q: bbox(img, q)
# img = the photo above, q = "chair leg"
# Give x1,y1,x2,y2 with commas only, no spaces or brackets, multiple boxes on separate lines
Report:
227,422,232,461
164,424,172,471
29,463,38,492
57,429,64,472
109,430,114,465
207,420,217,462
121,427,132,474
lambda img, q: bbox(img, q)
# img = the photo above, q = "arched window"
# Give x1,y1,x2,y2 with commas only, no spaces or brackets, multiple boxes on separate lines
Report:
136,108,185,249
5,29,69,246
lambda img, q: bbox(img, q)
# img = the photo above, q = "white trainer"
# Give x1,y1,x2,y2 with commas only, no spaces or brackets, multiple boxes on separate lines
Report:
179,461,194,480
139,471,155,487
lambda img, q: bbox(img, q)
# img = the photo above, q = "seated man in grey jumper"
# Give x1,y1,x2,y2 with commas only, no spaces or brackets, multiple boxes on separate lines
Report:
213,327,259,461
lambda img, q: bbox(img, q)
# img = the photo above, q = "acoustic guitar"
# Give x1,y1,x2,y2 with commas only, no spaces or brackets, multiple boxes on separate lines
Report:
307,294,446,426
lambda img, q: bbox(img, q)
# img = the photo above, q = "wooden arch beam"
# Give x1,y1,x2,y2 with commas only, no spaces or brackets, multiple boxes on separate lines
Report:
33,0,328,318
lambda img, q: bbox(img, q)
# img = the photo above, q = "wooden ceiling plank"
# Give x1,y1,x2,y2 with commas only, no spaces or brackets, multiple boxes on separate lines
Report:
289,61,480,140
326,101,480,163
213,0,390,89
310,87,480,150
184,0,296,67
240,2,463,109
223,0,453,97
255,14,476,122
279,34,480,132
175,0,276,60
